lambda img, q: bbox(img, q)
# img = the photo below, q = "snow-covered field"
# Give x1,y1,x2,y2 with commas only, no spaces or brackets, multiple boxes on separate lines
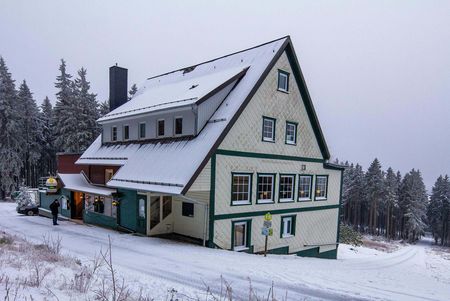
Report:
0,202,449,301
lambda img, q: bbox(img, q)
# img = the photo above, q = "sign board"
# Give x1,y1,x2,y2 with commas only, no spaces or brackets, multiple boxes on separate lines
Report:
264,212,272,221
261,227,273,236
263,220,272,228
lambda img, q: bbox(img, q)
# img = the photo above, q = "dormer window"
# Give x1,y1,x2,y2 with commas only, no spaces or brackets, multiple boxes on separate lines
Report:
277,70,289,92
111,126,117,141
175,117,183,135
157,119,165,137
123,125,129,140
139,122,146,139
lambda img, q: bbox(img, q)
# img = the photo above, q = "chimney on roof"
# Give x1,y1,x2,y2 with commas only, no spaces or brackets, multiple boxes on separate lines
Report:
109,65,128,111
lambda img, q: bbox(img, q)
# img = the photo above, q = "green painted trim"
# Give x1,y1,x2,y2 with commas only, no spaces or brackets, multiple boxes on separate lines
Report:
231,219,252,251
298,174,313,202
277,69,290,92
278,173,296,203
230,172,253,206
314,175,329,201
256,173,276,204
296,247,337,259
208,154,216,248
215,149,324,163
268,246,289,255
280,214,296,237
215,204,339,220
285,121,298,145
261,116,276,143
336,169,344,245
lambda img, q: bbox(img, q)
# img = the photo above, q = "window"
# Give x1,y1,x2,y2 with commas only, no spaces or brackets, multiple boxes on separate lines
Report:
285,122,297,145
281,215,296,238
123,125,129,140
175,117,183,135
298,175,313,201
139,123,146,139
279,174,295,202
85,194,116,218
182,202,194,217
157,119,165,136
315,175,328,200
105,169,114,183
232,220,250,250
277,70,289,92
262,117,275,142
231,173,252,205
257,174,275,204
111,126,117,141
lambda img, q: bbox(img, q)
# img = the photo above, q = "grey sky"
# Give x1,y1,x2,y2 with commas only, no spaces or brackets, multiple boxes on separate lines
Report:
1,0,449,190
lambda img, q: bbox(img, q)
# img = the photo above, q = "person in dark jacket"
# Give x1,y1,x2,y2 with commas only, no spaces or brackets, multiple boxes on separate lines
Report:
49,199,60,226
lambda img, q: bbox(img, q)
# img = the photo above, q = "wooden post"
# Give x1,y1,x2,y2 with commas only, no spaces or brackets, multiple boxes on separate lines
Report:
264,235,268,257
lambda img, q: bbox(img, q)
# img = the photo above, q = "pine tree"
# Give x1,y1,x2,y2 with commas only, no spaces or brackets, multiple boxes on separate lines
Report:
384,167,399,239
128,83,138,100
99,100,110,116
428,175,450,245
364,158,384,234
0,57,22,197
17,80,42,187
39,96,56,176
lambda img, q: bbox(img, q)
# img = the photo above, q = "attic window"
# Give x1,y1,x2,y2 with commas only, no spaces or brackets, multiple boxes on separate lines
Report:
189,84,199,90
111,126,117,141
183,66,196,74
277,70,289,92
157,119,165,137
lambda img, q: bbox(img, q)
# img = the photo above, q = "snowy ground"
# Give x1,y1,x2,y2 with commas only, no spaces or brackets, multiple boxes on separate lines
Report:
0,202,449,301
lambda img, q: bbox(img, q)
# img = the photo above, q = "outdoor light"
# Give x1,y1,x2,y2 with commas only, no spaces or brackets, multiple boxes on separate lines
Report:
316,189,321,194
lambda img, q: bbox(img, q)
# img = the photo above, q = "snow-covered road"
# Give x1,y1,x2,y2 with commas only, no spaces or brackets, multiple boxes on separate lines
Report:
1,202,449,301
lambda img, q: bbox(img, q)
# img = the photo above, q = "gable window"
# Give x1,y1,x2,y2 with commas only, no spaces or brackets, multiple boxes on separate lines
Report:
111,126,117,141
232,220,251,251
279,174,295,202
262,117,275,142
139,122,146,139
281,215,296,238
105,169,114,183
157,119,165,137
277,70,289,92
123,125,129,140
175,117,183,135
231,173,252,205
315,175,328,200
182,202,194,217
257,174,275,204
285,122,297,145
298,175,313,201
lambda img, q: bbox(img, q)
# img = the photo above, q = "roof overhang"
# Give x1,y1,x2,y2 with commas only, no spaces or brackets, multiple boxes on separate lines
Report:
58,172,116,196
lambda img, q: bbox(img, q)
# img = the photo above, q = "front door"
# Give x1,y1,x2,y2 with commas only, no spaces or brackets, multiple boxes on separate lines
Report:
72,191,84,219
136,194,147,235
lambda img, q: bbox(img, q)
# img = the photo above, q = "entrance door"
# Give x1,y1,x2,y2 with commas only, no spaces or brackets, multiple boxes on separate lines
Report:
136,195,147,235
72,192,84,219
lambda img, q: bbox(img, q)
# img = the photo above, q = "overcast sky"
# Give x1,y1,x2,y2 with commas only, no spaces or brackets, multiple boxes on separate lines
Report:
1,0,449,190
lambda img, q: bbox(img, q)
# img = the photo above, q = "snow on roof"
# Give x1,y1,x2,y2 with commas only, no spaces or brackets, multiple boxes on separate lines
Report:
58,173,116,196
98,65,249,122
77,37,288,194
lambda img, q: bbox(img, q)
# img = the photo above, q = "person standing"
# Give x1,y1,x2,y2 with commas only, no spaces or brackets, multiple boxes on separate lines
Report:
49,199,60,226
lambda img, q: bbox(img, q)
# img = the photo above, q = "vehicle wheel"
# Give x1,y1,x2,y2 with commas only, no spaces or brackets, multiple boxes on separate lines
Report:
26,210,34,216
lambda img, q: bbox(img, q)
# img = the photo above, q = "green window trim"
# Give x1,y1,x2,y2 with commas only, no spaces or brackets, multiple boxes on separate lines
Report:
230,172,253,206
280,215,296,238
277,69,290,93
298,174,313,202
231,219,252,251
262,116,276,143
285,121,298,145
138,122,146,139
278,173,296,203
314,175,329,201
256,173,276,204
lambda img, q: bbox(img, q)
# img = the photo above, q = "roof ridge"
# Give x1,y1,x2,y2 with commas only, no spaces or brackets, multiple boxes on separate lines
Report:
146,35,290,81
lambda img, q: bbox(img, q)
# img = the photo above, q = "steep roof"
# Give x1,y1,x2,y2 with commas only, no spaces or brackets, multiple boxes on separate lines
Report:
77,36,330,194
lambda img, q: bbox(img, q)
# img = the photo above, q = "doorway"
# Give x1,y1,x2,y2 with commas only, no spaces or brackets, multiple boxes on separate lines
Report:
72,191,84,219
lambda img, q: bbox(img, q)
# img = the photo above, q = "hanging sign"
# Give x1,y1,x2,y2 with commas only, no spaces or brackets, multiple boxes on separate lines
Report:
45,177,58,194
264,212,272,221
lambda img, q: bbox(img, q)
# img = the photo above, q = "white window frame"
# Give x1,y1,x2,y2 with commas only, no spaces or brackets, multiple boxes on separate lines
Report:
262,117,275,142
281,216,294,238
298,175,313,201
257,174,275,204
111,126,117,141
285,122,297,145
315,176,328,200
231,173,252,205
174,117,183,136
277,70,289,92
157,119,165,137
139,122,146,139
279,174,295,202
233,221,248,251
123,124,130,141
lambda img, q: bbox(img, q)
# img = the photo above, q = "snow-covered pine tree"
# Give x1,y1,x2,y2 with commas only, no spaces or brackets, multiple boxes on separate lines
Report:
128,83,138,100
0,57,22,198
99,100,110,116
17,80,43,187
74,67,100,150
399,169,428,242
15,185,34,207
428,176,445,244
384,167,399,239
364,158,384,234
39,96,56,177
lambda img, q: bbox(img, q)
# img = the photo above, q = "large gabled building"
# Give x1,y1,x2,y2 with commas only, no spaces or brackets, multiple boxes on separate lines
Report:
42,36,343,258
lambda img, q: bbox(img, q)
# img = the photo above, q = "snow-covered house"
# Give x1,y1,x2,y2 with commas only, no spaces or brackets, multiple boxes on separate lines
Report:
54,36,343,258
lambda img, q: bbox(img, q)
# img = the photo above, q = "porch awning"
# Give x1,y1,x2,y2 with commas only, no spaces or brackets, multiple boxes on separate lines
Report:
58,173,116,196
